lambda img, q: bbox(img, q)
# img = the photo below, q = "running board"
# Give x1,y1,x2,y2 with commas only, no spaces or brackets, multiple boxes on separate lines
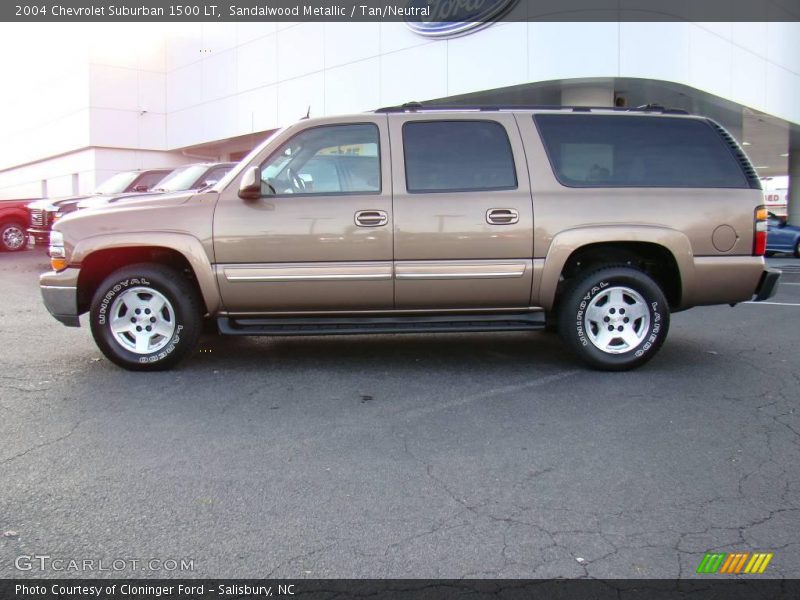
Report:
217,312,546,336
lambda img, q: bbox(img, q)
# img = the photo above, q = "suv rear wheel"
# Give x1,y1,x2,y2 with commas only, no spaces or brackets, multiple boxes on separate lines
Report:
558,266,670,371
89,264,202,371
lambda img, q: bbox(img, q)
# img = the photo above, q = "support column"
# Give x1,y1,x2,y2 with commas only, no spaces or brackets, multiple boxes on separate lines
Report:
788,128,800,226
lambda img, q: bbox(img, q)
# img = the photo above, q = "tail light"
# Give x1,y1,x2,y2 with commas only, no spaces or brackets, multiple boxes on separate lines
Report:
754,205,768,256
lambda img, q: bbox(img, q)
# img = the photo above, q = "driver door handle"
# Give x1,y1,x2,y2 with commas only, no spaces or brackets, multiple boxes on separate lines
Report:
355,210,388,227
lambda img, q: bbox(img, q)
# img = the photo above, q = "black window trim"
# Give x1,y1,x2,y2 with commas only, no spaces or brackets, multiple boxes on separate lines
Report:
401,119,519,194
532,114,751,190
260,122,383,198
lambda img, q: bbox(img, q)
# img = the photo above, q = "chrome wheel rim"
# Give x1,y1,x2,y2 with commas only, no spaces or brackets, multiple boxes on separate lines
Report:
109,287,176,354
3,225,24,250
584,286,650,354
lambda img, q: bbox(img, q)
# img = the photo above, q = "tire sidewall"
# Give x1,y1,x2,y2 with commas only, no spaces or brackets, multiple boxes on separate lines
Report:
1,222,26,252
90,266,199,370
561,268,669,370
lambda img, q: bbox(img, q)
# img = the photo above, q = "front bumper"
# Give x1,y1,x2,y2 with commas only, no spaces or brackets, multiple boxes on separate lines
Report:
753,268,781,302
28,227,51,246
40,268,81,327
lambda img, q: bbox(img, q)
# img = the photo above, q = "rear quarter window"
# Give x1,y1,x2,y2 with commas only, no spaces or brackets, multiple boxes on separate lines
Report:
534,114,749,189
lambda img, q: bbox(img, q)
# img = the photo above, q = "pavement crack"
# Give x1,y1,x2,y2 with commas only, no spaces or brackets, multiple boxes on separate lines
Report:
265,541,338,577
0,419,82,466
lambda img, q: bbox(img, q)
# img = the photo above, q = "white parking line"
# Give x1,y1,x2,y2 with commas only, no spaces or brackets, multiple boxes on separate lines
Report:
744,301,800,306
779,282,800,286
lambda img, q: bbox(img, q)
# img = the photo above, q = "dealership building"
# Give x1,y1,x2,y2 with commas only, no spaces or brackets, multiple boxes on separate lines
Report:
0,18,799,222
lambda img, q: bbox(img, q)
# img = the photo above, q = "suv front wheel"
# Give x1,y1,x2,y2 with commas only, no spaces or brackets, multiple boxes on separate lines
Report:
558,266,670,371
89,264,202,371
1,221,26,252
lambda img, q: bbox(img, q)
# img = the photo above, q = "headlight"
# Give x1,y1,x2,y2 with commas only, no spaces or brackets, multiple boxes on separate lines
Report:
49,231,67,271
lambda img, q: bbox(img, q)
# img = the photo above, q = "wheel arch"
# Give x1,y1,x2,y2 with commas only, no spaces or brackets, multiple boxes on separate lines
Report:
1,215,27,227
537,226,693,313
73,233,220,316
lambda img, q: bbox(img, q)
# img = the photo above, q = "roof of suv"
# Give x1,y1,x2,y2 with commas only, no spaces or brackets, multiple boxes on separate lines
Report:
374,102,690,116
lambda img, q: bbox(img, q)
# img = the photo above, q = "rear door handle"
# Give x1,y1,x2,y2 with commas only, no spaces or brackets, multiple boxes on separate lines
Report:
355,210,388,227
486,208,519,225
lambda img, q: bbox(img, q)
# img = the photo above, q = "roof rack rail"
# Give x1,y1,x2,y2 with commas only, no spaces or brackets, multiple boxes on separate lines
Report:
374,102,689,115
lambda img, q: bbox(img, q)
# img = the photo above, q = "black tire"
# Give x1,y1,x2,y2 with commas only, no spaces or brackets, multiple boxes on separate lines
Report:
794,239,800,259
0,221,27,252
557,266,670,371
89,263,202,371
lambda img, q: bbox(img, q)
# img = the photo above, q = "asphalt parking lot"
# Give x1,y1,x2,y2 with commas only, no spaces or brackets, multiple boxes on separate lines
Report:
1,249,798,579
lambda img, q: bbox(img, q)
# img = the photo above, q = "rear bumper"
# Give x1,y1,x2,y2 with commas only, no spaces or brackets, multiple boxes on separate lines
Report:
40,268,81,327
683,256,768,307
753,268,781,302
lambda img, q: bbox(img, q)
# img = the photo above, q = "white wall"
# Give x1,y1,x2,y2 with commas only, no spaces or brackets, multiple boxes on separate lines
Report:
163,21,800,150
0,148,194,200
0,21,798,198
86,26,170,151
0,149,94,199
0,24,182,199
0,23,91,172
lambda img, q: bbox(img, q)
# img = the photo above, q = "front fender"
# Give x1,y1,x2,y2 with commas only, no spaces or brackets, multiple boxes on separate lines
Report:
71,232,221,315
0,207,28,224
536,225,694,311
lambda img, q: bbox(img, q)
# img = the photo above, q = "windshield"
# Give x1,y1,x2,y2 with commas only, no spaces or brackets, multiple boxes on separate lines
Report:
93,172,139,194
152,165,209,192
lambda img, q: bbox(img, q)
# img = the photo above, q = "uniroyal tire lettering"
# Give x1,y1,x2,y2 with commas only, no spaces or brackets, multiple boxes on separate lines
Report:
634,302,662,357
90,265,200,371
101,276,182,363
575,280,611,347
134,320,184,364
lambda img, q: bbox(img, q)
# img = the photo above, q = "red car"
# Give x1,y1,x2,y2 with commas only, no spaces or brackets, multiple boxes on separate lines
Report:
0,198,38,252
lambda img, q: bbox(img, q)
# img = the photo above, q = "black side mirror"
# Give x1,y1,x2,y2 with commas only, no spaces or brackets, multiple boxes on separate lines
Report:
238,166,264,200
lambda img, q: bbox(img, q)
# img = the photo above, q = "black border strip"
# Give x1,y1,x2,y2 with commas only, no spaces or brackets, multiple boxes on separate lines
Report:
2,579,800,600
3,0,800,22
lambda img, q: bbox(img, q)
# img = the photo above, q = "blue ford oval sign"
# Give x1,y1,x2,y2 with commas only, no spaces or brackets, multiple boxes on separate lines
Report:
405,0,519,38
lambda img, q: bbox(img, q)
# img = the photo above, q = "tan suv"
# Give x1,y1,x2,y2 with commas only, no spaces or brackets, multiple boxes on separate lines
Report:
40,104,780,371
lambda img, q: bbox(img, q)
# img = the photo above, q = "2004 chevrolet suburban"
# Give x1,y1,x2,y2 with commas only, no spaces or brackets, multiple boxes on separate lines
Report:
40,104,781,371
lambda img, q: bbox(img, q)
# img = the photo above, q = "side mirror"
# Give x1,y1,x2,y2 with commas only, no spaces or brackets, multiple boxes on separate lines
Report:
238,166,263,200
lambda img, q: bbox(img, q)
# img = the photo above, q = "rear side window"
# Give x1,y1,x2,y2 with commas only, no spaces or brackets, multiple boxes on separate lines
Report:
403,120,517,193
534,114,749,189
